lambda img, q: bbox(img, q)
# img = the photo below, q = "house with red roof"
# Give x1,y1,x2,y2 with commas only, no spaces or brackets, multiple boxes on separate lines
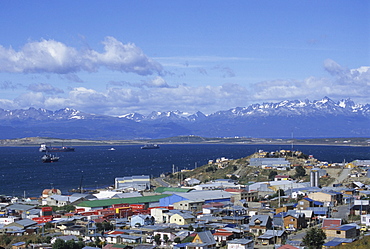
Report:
274,175,290,181
322,218,341,228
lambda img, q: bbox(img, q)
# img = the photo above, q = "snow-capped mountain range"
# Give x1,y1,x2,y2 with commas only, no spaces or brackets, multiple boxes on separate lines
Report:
0,97,369,139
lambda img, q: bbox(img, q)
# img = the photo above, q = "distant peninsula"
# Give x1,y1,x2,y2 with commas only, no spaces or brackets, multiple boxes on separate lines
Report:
0,136,369,147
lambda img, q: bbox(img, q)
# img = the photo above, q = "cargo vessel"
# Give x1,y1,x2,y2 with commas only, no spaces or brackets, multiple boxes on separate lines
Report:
39,144,75,152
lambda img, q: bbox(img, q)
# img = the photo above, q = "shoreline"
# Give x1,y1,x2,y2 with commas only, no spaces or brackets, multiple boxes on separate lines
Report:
0,136,369,147
0,142,369,148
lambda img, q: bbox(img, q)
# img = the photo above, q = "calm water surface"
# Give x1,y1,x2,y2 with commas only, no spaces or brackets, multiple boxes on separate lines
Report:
0,144,369,197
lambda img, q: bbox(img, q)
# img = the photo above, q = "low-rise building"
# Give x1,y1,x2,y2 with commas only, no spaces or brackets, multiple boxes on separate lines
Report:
322,225,357,239
249,215,273,236
169,212,195,225
186,231,217,249
115,175,150,191
283,211,306,231
130,215,154,227
256,230,287,245
307,191,343,206
227,238,254,249
150,208,171,224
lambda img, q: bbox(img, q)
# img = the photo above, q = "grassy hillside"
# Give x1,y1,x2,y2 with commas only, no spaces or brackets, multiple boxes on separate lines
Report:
165,151,313,186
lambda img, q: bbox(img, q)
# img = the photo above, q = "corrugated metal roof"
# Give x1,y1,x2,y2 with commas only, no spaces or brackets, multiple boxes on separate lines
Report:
323,241,342,247
155,187,192,193
14,218,38,227
227,239,253,245
174,190,234,202
77,194,170,208
6,203,36,211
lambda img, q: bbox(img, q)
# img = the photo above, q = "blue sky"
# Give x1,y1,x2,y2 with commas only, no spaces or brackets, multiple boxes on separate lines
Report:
0,1,369,116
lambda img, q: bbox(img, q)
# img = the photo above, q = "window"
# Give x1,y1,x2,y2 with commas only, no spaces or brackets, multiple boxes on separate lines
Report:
336,231,341,234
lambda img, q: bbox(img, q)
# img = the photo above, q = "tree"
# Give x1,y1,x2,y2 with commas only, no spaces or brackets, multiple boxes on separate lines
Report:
0,235,11,246
174,237,181,244
268,171,278,181
52,239,66,249
94,238,102,248
302,227,326,249
66,240,78,249
277,189,285,197
295,166,306,178
52,204,76,213
154,234,161,245
163,234,169,244
230,175,238,180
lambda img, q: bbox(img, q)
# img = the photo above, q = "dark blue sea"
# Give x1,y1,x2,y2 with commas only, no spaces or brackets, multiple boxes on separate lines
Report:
0,144,369,197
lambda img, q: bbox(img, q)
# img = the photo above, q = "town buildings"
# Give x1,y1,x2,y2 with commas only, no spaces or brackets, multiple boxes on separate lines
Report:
1,151,370,249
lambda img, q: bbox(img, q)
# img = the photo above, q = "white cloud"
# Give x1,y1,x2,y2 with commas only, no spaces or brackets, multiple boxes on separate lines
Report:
3,82,250,115
149,76,170,88
0,59,369,115
0,37,163,76
14,92,45,107
0,99,16,109
108,76,171,89
251,60,370,103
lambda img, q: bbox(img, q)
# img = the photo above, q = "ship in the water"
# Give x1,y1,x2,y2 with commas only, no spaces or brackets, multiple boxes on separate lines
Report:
39,144,75,152
41,154,60,163
141,143,160,149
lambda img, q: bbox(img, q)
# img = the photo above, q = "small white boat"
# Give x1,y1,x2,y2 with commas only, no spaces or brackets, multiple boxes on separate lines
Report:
109,148,116,151
141,143,160,149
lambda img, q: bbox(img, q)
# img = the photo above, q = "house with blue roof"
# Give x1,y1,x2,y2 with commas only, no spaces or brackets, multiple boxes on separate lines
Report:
256,230,287,246
322,224,358,239
283,210,306,231
249,215,273,236
159,190,233,211
308,191,343,206
227,238,254,249
296,197,324,209
306,207,329,220
186,231,217,249
323,238,354,249
130,215,154,227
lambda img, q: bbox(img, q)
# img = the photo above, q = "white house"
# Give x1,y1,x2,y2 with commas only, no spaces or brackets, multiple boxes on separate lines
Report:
361,214,370,227
227,238,254,249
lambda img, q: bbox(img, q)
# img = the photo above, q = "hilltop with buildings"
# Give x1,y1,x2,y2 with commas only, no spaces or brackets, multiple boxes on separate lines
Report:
1,150,370,249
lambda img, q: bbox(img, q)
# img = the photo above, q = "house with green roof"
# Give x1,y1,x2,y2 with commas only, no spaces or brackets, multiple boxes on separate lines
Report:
76,194,170,211
155,187,193,194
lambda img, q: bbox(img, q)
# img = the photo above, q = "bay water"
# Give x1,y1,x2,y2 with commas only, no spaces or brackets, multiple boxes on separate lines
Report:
0,144,369,197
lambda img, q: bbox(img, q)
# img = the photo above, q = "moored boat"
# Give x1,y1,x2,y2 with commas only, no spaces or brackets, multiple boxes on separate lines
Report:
39,144,75,152
141,143,160,149
41,154,60,163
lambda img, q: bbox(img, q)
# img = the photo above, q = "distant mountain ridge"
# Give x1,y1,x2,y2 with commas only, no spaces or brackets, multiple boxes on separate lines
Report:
0,97,369,139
